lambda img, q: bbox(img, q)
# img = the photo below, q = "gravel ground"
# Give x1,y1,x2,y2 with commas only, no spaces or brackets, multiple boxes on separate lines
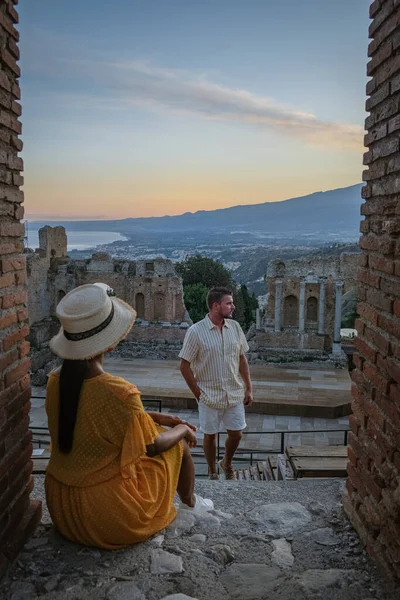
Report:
0,478,398,600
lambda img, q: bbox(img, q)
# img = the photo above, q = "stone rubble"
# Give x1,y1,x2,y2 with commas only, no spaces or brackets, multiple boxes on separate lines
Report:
204,544,234,566
186,535,206,544
247,501,312,536
271,539,294,569
106,581,146,600
0,478,398,600
307,527,341,547
297,568,354,593
159,595,198,600
219,563,283,599
150,550,184,575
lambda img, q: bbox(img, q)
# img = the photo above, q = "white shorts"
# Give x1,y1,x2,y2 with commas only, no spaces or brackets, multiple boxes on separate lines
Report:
198,402,246,435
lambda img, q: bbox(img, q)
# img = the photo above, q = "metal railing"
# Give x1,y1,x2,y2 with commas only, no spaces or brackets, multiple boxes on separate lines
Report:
216,428,349,462
31,425,350,465
31,395,162,412
30,395,350,475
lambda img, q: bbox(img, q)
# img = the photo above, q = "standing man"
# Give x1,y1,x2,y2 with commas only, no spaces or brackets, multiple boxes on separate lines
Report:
179,287,253,480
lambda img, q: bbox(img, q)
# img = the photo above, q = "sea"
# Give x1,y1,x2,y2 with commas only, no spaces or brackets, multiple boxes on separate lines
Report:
26,230,128,251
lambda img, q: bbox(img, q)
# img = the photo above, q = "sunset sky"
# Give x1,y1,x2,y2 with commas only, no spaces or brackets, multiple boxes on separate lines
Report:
19,0,370,221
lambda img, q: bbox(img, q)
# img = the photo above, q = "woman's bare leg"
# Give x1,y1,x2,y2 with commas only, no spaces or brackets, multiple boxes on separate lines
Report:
177,440,195,507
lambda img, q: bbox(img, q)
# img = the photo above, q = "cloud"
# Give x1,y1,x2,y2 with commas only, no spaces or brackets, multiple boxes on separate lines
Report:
66,58,363,150
22,30,363,150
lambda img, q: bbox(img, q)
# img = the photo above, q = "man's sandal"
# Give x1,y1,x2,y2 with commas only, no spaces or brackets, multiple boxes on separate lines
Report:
219,459,236,480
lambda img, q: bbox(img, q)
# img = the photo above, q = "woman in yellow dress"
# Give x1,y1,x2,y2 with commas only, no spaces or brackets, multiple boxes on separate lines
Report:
45,283,211,549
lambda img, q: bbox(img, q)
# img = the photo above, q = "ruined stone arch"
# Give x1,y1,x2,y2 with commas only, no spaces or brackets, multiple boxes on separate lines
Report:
306,296,318,322
283,295,298,327
135,292,145,319
153,292,165,321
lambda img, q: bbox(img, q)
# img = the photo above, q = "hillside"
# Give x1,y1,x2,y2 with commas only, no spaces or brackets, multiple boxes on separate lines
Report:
30,184,363,237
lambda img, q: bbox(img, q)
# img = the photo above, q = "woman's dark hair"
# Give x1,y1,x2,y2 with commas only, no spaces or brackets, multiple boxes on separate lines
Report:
58,359,88,453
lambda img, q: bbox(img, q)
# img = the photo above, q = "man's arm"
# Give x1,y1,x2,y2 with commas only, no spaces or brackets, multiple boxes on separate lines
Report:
239,353,253,406
180,359,201,400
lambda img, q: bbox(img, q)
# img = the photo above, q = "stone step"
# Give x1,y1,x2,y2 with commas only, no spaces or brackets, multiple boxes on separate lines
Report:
10,475,393,600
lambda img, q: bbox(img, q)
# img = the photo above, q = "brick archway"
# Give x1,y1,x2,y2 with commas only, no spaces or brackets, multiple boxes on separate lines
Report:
283,295,298,327
343,0,400,580
306,296,318,322
153,292,165,321
0,0,42,576
1,0,400,583
135,292,145,319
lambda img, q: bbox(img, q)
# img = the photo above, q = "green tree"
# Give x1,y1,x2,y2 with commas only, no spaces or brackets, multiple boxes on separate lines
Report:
232,285,246,326
234,285,259,329
341,309,359,329
176,254,233,288
177,254,258,329
183,283,209,323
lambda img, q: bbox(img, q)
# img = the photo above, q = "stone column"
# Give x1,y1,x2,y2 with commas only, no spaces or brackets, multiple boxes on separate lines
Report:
274,279,283,332
298,280,305,333
318,279,326,335
256,308,262,330
144,279,152,321
332,281,344,354
165,281,173,322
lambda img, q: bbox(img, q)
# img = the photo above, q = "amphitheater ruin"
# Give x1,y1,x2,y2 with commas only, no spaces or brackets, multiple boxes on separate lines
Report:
251,252,360,361
26,225,360,384
0,0,400,591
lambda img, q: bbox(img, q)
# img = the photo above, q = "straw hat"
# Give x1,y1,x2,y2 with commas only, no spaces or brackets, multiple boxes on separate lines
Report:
50,283,136,360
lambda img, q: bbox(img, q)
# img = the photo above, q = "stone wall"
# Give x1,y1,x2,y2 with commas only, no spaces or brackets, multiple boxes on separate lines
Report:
38,226,67,259
263,277,337,350
0,0,41,577
75,254,186,323
258,252,360,355
27,236,187,327
343,0,400,580
26,226,68,324
26,230,189,374
126,322,188,343
251,330,326,351
266,253,360,282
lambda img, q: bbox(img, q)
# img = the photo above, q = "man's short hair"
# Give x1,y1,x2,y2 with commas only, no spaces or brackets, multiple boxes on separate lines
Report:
207,287,233,309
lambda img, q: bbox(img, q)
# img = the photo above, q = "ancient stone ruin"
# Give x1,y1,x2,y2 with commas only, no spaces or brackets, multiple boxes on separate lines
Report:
0,0,42,574
26,226,187,325
1,0,400,585
249,253,360,362
343,0,400,580
26,226,190,377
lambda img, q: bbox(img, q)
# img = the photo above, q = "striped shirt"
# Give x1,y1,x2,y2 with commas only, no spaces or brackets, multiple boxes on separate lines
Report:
178,315,249,409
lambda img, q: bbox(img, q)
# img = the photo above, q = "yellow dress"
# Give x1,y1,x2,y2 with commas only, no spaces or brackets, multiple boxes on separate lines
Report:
45,372,183,549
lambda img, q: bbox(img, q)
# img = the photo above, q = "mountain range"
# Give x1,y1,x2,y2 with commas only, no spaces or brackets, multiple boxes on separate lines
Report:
30,183,363,237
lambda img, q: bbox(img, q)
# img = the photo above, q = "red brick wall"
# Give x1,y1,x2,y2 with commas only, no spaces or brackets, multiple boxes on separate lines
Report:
0,0,41,577
343,0,400,579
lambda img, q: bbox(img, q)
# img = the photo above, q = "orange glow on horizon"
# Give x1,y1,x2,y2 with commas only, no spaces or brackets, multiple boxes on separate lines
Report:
24,168,361,221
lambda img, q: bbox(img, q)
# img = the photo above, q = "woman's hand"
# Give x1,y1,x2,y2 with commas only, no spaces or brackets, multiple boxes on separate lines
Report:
183,425,197,448
155,413,197,431
149,423,197,456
